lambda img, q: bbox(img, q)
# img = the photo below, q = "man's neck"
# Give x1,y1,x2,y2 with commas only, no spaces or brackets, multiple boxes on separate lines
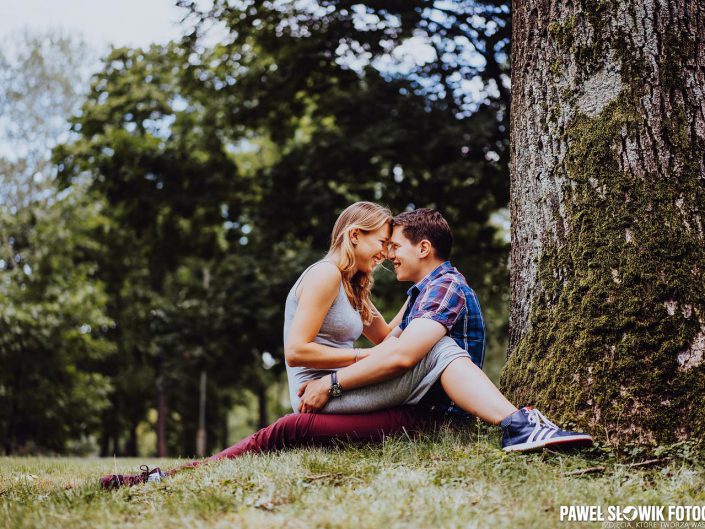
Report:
410,259,446,285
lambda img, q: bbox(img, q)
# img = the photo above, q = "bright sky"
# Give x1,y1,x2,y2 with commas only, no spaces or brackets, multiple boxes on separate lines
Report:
1,0,188,49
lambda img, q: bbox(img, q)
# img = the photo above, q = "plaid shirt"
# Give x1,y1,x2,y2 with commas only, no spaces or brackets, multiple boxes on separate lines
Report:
399,261,486,415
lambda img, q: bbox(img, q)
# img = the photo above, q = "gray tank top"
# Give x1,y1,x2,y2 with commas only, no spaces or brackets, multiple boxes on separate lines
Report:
284,260,364,411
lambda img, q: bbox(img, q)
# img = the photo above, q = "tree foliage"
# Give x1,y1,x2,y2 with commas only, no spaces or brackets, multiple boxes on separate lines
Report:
0,32,110,455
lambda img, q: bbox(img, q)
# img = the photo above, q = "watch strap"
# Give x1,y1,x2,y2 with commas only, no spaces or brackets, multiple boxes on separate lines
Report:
329,371,343,397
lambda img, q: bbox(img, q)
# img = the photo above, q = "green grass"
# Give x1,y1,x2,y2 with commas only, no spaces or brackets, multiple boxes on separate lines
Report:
2,425,704,529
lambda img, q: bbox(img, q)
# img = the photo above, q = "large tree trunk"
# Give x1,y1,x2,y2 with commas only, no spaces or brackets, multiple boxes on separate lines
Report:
501,0,705,448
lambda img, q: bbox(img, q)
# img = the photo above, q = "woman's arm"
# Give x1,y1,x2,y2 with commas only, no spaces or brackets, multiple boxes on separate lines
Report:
389,298,408,329
284,263,361,369
362,298,409,345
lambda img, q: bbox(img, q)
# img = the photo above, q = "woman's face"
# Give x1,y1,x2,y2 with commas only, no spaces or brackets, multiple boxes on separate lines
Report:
352,223,390,273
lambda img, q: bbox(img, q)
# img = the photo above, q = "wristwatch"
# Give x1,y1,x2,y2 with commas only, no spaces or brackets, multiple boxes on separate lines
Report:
329,372,343,398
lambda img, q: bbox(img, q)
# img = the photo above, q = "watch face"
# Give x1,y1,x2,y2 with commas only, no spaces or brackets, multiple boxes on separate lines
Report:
331,384,343,397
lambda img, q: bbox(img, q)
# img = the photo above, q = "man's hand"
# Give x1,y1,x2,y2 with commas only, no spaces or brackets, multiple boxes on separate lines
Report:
297,376,331,413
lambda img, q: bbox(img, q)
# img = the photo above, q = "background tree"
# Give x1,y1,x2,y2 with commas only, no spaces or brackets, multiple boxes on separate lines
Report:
54,43,245,456
0,31,112,455
0,188,114,455
501,0,705,449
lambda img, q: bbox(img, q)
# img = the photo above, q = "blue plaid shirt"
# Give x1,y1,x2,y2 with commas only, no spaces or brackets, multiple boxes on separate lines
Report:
399,261,486,415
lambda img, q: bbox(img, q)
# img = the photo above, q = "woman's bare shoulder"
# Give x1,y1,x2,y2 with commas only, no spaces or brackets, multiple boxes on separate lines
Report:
297,261,342,300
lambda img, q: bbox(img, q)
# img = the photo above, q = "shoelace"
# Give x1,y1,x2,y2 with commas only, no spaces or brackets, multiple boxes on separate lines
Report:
526,408,560,443
140,465,156,480
140,465,165,483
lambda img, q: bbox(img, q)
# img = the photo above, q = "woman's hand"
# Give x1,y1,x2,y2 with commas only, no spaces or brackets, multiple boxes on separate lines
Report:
362,299,409,345
297,377,331,413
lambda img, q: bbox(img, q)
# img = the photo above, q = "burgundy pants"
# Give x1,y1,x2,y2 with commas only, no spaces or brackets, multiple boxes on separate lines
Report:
172,406,436,474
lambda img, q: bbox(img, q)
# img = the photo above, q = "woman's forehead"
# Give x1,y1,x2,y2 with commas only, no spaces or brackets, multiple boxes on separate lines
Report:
371,223,391,236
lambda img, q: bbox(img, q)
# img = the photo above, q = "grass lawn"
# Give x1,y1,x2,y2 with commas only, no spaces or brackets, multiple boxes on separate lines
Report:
2,424,704,529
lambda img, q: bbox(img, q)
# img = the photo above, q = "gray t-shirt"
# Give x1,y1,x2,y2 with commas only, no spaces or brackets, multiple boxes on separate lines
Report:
283,261,363,411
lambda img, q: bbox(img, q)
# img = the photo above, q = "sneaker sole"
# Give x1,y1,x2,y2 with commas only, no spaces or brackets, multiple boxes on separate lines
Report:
503,434,593,453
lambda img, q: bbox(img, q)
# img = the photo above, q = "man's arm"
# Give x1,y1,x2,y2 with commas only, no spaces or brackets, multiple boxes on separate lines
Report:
337,318,446,389
297,318,447,412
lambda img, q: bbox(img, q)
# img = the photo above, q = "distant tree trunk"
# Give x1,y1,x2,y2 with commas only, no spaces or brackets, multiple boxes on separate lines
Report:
111,428,120,457
156,376,167,457
196,268,210,457
99,427,109,458
196,369,207,457
220,401,229,450
98,404,117,457
5,368,21,455
125,419,138,457
501,0,705,448
257,386,268,430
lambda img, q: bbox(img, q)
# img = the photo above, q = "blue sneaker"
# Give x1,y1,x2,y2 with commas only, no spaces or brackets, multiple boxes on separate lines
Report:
500,406,593,452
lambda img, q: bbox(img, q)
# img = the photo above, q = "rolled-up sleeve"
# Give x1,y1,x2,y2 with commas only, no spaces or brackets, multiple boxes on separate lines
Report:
408,280,466,332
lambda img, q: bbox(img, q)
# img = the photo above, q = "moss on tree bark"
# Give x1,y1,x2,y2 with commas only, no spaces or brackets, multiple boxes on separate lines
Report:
502,0,705,449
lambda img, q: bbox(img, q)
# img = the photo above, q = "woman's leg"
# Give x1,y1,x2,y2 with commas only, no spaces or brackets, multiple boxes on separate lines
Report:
169,406,434,475
439,357,517,425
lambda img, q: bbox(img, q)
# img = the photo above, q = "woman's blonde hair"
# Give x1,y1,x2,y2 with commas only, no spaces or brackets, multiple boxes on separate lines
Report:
328,201,392,325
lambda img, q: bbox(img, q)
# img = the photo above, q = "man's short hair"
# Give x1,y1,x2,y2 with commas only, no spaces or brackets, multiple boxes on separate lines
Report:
392,208,453,260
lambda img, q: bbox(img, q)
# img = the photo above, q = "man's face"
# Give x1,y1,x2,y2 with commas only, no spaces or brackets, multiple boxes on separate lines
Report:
388,226,422,282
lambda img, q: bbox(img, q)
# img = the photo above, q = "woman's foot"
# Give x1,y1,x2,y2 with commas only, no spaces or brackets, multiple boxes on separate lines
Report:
100,465,166,490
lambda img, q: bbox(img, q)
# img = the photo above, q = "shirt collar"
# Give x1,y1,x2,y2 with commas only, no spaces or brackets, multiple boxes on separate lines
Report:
406,261,453,297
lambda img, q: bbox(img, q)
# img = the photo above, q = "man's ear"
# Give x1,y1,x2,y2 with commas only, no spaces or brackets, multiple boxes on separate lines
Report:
418,240,432,258
349,228,359,245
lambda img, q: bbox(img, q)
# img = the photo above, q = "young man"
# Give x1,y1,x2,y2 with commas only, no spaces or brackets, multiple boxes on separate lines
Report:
298,208,592,452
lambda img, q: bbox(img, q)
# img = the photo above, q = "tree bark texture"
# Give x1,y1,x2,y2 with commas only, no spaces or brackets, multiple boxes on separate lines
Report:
502,0,705,448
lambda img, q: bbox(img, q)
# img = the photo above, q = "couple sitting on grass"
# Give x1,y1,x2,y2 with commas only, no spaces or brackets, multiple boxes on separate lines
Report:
101,202,592,489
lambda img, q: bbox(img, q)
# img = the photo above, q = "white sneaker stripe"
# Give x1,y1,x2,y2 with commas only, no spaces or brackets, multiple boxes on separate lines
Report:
538,428,551,441
528,426,541,443
543,428,558,440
